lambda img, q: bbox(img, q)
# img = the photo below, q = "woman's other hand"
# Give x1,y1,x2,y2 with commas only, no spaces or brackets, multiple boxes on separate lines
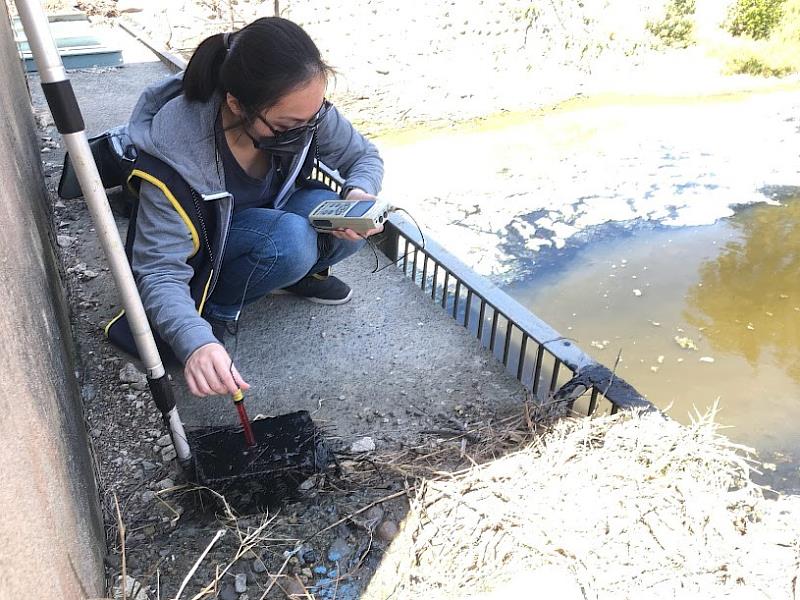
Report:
184,342,250,397
328,187,384,241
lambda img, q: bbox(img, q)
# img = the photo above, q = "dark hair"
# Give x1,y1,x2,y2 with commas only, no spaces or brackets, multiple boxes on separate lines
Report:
183,17,332,119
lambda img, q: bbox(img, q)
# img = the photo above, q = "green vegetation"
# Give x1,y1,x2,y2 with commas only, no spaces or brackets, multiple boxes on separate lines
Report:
727,0,786,39
647,0,697,48
718,0,800,76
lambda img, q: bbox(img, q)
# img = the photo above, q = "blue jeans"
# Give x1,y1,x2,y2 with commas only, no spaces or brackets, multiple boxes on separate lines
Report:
203,186,363,321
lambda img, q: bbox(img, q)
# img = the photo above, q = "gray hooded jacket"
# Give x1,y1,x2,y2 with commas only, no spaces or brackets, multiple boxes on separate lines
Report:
127,73,383,363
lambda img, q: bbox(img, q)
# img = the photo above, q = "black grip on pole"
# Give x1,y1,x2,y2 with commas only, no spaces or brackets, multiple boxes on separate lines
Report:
148,374,176,415
41,80,85,134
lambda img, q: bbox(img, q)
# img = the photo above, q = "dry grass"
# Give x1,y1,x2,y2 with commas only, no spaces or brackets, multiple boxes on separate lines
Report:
363,407,800,600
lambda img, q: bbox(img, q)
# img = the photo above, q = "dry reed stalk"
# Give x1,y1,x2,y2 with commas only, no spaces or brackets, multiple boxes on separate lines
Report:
361,408,800,600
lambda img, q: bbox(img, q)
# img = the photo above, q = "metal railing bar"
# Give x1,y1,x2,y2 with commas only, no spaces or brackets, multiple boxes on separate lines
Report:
452,281,461,319
489,309,499,353
430,263,439,302
411,248,419,281
549,358,562,394
464,290,473,329
516,333,528,380
441,271,450,309
502,320,513,366
402,239,409,274
477,299,486,342
588,388,599,415
532,344,544,397
421,255,429,292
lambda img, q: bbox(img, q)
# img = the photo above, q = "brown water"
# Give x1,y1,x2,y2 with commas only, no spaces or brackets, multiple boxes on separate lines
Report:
506,198,800,491
378,85,800,491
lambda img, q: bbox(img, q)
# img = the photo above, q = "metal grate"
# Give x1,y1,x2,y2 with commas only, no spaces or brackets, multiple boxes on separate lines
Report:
310,162,654,416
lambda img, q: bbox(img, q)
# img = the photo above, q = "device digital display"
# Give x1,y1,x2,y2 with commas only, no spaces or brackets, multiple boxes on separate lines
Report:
345,201,374,217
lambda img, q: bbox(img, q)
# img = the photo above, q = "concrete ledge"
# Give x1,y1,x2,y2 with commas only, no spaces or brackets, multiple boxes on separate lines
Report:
171,248,528,449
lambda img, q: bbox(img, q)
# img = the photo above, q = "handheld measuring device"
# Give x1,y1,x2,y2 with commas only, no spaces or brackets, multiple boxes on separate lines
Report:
308,198,393,234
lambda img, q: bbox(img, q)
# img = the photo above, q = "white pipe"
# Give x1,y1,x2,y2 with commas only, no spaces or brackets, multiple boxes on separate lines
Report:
16,0,190,461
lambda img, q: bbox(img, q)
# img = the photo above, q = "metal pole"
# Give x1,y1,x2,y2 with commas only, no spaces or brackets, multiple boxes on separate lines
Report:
15,0,191,463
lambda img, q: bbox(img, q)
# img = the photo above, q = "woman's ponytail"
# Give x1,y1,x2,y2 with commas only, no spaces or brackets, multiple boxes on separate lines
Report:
183,33,227,102
181,18,332,118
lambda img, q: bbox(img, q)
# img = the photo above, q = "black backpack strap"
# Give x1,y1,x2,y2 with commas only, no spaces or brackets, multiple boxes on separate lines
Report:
104,153,216,365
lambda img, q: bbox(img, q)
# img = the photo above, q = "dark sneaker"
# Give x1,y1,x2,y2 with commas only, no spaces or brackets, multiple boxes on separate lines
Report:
281,270,353,305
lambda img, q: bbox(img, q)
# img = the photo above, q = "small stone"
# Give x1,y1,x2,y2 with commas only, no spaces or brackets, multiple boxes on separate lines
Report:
57,235,76,248
282,578,307,596
252,558,267,573
113,576,150,600
327,537,351,562
234,573,247,593
763,462,777,471
699,356,715,363
161,445,177,463
83,269,99,279
377,520,398,542
90,427,102,438
156,434,172,447
632,289,642,297
119,363,145,384
141,490,156,503
298,476,318,491
155,477,174,491
350,437,376,453
131,380,148,391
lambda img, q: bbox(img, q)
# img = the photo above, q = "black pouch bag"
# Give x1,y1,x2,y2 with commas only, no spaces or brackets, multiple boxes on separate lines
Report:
58,125,137,199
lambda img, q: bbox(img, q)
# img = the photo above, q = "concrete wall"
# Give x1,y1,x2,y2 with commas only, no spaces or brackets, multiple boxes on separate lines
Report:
0,4,105,599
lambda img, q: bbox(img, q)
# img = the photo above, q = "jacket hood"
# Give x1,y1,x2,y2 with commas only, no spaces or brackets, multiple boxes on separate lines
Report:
127,73,228,196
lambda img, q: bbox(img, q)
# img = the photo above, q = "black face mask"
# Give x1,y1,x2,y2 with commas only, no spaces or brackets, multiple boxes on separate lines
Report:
248,124,315,157
249,100,330,157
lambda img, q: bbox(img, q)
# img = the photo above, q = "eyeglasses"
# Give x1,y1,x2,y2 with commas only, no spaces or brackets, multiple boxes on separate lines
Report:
256,99,331,144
